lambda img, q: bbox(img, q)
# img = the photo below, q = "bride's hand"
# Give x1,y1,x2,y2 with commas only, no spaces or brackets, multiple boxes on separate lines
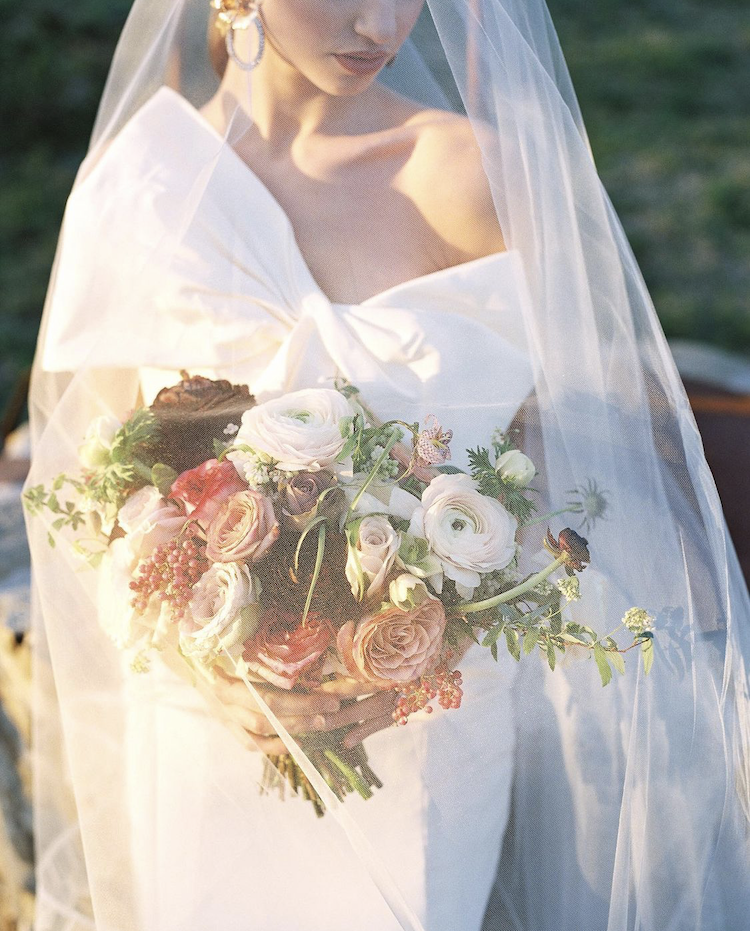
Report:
211,671,399,755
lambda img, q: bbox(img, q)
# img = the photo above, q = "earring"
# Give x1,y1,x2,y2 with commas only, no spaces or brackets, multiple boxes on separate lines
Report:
211,0,265,71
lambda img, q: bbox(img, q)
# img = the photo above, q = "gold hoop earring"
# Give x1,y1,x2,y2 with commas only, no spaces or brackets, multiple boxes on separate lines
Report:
211,0,266,71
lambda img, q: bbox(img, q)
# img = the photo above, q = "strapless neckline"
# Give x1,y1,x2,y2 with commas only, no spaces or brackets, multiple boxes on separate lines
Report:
158,85,521,309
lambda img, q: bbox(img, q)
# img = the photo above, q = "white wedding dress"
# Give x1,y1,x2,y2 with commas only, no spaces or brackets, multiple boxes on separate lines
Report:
42,87,538,931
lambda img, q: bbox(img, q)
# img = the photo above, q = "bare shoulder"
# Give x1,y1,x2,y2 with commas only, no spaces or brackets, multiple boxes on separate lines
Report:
401,108,508,259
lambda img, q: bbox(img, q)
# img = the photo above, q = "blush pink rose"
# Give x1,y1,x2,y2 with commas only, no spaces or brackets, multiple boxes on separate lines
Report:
205,489,279,563
242,613,333,690
337,597,446,686
170,458,247,526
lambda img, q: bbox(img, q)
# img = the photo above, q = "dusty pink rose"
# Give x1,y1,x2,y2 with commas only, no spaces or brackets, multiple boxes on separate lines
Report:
205,489,279,563
170,458,247,526
242,613,333,690
337,598,446,686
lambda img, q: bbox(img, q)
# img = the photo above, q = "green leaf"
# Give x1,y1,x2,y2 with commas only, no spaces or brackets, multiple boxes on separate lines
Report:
47,532,56,548
505,626,520,661
490,642,498,662
641,637,654,676
52,474,65,491
546,640,556,671
47,493,60,513
593,643,612,686
523,627,540,654
151,463,178,497
609,650,626,675
52,517,66,531
482,620,506,648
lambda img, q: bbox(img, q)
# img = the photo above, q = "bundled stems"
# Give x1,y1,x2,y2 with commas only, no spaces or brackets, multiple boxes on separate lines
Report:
260,729,383,818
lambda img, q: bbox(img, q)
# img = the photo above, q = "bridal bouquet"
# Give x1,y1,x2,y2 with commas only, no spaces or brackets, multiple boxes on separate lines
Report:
25,373,656,815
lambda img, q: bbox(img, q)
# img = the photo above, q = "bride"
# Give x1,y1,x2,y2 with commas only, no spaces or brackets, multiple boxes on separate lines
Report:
24,1,750,930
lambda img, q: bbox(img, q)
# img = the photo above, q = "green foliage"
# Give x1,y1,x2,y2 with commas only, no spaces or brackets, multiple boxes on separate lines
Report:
593,643,613,686
467,446,537,524
641,632,655,675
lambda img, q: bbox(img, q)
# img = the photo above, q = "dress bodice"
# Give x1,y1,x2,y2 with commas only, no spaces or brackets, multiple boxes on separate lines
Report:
42,86,535,468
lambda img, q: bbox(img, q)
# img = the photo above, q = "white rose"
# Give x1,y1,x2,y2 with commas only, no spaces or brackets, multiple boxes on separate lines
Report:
181,562,260,665
409,473,517,598
389,573,431,611
78,414,122,468
118,485,186,560
234,388,352,472
495,449,536,487
345,514,400,601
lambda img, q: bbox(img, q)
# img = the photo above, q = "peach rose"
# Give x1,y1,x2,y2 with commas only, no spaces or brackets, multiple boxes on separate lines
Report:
337,597,446,686
205,489,279,563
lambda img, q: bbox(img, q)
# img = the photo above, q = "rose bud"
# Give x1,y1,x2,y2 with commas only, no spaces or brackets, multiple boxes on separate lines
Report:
281,470,338,532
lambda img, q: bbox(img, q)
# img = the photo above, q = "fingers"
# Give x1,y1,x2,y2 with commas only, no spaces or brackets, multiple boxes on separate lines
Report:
213,673,341,716
316,676,398,698
342,713,396,749
247,733,290,755
324,690,398,731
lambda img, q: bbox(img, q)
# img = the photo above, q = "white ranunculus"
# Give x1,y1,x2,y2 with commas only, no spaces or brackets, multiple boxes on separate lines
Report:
118,485,186,559
345,514,401,601
181,562,260,665
495,449,536,487
389,573,431,611
234,388,353,472
409,473,517,598
78,414,122,468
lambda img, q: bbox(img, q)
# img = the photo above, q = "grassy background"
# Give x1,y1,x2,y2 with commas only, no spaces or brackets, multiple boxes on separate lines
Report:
1,0,748,416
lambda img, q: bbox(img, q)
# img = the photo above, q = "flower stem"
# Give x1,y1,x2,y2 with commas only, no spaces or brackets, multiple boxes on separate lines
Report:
300,523,326,628
323,749,373,800
523,507,574,528
344,433,399,523
450,554,567,616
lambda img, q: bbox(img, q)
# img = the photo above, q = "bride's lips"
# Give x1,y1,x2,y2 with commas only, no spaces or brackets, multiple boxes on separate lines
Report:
333,51,390,76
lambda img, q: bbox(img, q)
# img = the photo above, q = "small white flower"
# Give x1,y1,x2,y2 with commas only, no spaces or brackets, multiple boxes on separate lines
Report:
223,423,240,436
622,607,655,636
556,576,581,602
78,414,122,468
495,449,536,487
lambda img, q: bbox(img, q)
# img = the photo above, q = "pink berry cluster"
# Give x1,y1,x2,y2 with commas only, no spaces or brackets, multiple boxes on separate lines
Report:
129,531,208,621
392,665,464,726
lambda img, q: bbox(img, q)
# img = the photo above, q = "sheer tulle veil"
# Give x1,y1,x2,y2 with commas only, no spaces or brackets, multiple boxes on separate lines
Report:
24,1,750,929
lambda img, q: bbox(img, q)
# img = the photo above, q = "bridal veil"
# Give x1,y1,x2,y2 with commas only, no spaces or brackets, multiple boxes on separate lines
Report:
24,1,750,929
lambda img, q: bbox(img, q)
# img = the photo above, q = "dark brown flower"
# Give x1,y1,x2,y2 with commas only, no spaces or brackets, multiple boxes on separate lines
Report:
545,527,591,574
150,371,255,470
